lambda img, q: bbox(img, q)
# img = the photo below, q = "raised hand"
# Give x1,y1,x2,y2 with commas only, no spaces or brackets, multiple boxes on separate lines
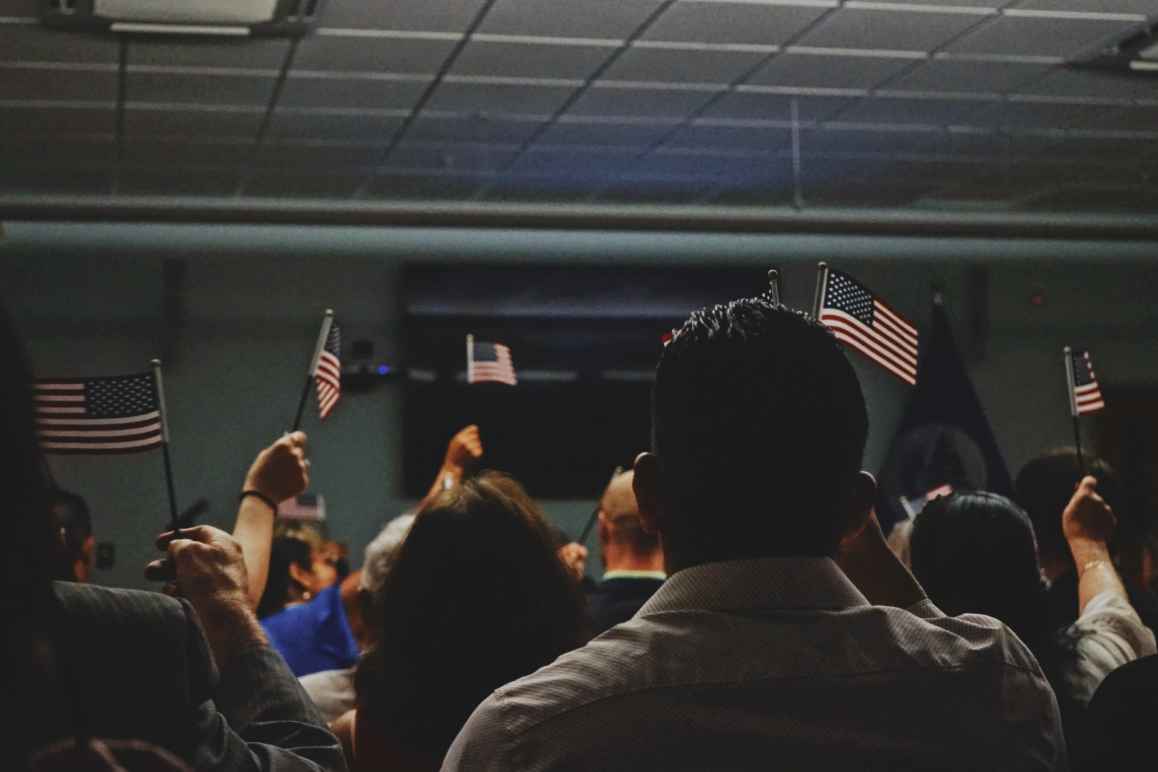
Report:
244,431,310,504
444,425,484,476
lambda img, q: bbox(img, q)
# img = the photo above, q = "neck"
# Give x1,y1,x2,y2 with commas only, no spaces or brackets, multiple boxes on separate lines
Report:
602,547,665,575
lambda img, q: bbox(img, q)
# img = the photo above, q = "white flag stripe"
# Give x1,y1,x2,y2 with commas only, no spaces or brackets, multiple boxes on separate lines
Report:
34,383,85,391
36,410,162,426
35,406,87,415
821,311,918,376
1077,401,1105,414
1075,384,1100,394
830,329,917,385
872,302,919,354
873,300,919,339
40,422,163,439
35,394,86,403
41,436,164,451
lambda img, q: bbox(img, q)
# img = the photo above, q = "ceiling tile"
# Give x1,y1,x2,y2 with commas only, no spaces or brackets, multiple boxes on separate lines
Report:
746,52,914,90
512,145,641,175
318,0,488,31
244,172,363,198
606,47,767,84
406,114,545,143
596,178,718,204
663,122,791,151
887,59,1049,94
537,120,676,147
478,0,666,39
118,168,238,196
797,8,985,53
642,1,830,46
1013,0,1158,13
451,40,611,79
944,16,1135,59
968,99,1112,130
1017,68,1158,101
256,140,385,166
124,106,264,139
0,136,114,163
266,111,404,141
638,148,778,177
293,35,457,73
0,167,112,194
387,142,518,173
0,105,115,136
1043,134,1158,162
703,92,849,122
0,68,117,101
426,81,577,114
129,38,290,69
279,75,427,110
365,172,484,199
1094,105,1158,133
803,127,950,155
0,25,118,64
124,140,252,165
833,95,994,126
567,85,720,117
126,73,276,106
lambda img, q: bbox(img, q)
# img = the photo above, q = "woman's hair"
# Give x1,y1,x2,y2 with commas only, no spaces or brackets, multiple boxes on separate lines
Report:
256,536,314,618
0,302,59,607
910,491,1050,649
356,471,587,754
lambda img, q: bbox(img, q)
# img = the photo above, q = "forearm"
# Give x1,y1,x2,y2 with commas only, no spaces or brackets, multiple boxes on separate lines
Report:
195,596,270,674
421,464,461,508
233,496,277,609
1069,539,1128,615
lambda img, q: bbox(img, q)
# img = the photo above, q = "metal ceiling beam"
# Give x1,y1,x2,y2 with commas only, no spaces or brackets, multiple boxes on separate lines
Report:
3,195,1158,241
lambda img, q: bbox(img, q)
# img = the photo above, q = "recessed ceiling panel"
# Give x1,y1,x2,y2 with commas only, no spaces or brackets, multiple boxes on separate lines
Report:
0,68,117,101
406,114,546,143
0,105,115,136
318,0,489,32
834,95,994,126
294,35,457,73
945,16,1136,59
478,0,667,39
129,38,290,69
536,120,676,147
126,73,276,106
886,59,1048,95
797,8,986,53
266,111,405,141
641,1,830,46
605,47,767,84
703,92,848,123
124,139,252,165
0,25,118,64
451,40,612,79
569,84,720,118
746,52,915,90
426,81,578,114
279,75,428,110
123,106,264,139
663,122,791,151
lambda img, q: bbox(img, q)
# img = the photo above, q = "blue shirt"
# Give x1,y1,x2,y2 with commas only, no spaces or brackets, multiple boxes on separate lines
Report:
260,584,360,677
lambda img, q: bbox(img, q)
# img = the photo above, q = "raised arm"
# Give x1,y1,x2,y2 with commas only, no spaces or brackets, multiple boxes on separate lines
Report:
419,425,483,509
1063,475,1127,615
233,432,311,609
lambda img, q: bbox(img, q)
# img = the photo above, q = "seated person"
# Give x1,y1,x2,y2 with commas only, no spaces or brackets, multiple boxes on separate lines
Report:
1082,652,1158,770
586,470,665,636
443,298,1066,771
344,472,586,772
50,488,94,582
3,292,343,770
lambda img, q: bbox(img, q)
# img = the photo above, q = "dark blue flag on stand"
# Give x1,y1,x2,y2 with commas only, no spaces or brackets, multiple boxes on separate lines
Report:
876,294,1012,533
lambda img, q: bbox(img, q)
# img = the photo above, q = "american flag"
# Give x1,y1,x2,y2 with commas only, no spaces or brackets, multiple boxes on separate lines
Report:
661,329,677,347
34,373,164,454
468,338,517,386
817,268,919,385
315,321,341,419
1070,349,1105,415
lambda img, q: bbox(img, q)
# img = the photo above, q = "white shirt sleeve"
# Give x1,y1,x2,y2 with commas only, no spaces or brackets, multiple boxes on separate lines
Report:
1062,590,1157,706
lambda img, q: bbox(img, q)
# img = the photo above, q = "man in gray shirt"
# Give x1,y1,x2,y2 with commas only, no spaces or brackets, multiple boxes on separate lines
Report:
443,298,1066,771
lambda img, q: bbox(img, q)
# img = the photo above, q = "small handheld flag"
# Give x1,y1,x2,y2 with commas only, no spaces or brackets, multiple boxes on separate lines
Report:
1067,348,1105,416
813,262,919,385
760,268,781,306
292,309,341,430
467,335,517,386
35,372,164,454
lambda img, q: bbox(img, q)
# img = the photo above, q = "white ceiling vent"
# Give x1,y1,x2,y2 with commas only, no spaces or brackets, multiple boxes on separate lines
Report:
41,0,324,37
1070,21,1158,77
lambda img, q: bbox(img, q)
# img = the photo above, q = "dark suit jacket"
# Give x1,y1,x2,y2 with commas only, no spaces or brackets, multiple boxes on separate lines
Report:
586,575,665,637
24,581,346,771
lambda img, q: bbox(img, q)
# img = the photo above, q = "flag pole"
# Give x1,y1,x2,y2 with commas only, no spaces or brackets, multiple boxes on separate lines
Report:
766,268,781,305
578,465,625,545
292,309,333,431
1063,346,1086,476
811,261,829,319
466,333,474,383
151,358,179,531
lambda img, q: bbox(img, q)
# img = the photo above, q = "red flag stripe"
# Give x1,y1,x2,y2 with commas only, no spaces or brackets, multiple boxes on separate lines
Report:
820,311,918,378
830,329,917,385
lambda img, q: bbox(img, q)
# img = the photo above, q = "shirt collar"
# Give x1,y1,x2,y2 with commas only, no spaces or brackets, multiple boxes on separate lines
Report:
602,569,667,581
637,557,869,615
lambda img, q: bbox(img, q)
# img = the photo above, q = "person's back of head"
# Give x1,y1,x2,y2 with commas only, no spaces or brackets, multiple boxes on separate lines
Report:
598,471,661,568
1015,449,1121,573
51,488,94,582
257,535,314,618
910,491,1049,648
641,299,870,568
356,471,586,756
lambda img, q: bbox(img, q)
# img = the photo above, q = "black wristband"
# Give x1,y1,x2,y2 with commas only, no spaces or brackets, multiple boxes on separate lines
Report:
240,490,278,513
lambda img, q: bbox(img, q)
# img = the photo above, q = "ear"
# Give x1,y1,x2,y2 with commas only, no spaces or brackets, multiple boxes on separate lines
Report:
838,471,877,542
633,452,662,536
288,561,315,592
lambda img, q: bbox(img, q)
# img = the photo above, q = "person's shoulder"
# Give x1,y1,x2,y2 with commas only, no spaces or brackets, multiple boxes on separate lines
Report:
54,580,188,630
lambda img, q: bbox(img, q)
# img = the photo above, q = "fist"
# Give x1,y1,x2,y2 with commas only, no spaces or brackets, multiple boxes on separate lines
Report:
146,526,250,610
1063,476,1117,547
557,542,588,581
444,425,483,474
244,432,310,504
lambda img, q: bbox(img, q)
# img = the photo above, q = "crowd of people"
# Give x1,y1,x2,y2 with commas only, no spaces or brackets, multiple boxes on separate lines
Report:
5,295,1157,771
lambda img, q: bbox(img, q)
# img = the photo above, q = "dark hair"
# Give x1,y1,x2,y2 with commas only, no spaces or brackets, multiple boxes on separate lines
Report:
50,489,92,581
356,471,586,755
256,536,314,618
0,303,59,607
910,491,1049,649
1015,448,1121,562
653,298,868,559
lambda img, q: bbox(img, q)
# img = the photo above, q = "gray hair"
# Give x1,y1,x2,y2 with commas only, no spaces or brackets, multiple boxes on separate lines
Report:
360,513,415,593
